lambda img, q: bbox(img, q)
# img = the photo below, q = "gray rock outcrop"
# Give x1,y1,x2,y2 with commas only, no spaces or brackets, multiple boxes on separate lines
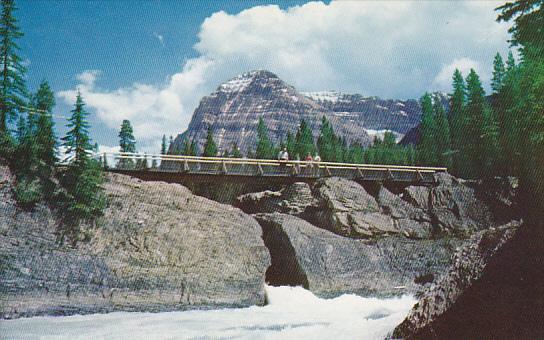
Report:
255,213,461,297
0,167,270,319
238,174,497,239
393,220,522,339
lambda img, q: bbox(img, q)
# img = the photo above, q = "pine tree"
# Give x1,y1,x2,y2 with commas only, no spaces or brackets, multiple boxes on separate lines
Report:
230,142,242,158
286,131,296,159
118,119,135,169
317,116,335,161
59,93,105,241
506,50,516,71
464,69,499,178
202,127,217,157
491,52,506,93
255,117,274,159
295,119,315,160
449,69,467,174
160,134,167,154
0,0,26,134
118,119,135,153
418,93,438,166
433,98,452,168
29,80,57,197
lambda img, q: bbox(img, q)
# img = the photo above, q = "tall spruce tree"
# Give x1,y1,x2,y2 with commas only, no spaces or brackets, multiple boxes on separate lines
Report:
491,52,506,93
317,116,335,161
433,98,452,168
497,0,544,222
118,119,135,153
29,80,57,197
418,93,438,166
60,92,104,240
0,0,26,135
160,134,167,154
295,119,315,160
449,69,467,174
464,69,499,178
118,119,136,169
255,117,274,159
202,127,217,157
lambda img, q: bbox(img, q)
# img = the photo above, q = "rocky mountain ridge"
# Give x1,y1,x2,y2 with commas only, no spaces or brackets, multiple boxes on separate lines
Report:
171,70,449,155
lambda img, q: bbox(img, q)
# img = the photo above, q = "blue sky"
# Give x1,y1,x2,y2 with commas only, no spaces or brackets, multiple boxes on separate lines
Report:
19,1,511,153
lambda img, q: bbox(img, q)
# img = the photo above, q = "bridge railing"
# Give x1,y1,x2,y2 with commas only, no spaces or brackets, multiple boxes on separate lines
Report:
95,152,447,183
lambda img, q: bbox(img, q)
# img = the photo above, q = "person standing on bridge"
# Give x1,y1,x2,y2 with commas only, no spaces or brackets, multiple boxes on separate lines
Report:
278,147,289,172
304,152,314,175
313,153,321,176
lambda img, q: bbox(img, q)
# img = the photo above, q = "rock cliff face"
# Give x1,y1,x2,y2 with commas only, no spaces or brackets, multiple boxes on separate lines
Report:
256,213,460,297
0,166,270,319
237,174,495,240
171,70,448,154
392,220,524,339
236,173,509,298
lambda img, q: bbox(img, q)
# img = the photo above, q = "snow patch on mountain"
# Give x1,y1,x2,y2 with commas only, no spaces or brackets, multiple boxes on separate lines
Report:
302,91,343,103
364,129,404,143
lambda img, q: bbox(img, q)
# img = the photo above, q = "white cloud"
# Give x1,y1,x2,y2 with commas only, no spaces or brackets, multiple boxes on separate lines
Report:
432,58,485,91
153,32,164,46
58,1,512,150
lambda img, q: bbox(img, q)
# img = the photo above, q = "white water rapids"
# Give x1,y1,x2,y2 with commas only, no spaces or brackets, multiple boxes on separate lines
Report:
1,285,416,339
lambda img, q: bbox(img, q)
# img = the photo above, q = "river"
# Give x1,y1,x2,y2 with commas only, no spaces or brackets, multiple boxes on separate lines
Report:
1,285,415,339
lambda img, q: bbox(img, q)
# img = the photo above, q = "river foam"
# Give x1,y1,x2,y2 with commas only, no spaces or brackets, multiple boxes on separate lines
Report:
1,285,416,339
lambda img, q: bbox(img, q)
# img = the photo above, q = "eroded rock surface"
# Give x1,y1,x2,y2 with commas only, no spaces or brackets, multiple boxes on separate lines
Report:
0,168,270,319
393,220,522,339
255,213,461,297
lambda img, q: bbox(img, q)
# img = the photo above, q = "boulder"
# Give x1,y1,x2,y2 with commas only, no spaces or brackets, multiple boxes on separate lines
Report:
377,186,433,238
403,185,431,210
236,182,317,215
393,220,522,339
0,170,270,319
254,213,461,297
312,177,397,238
430,173,494,236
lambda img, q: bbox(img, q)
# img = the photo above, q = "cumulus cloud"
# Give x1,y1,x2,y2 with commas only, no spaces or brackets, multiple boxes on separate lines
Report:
57,58,214,151
58,1,511,149
432,58,485,91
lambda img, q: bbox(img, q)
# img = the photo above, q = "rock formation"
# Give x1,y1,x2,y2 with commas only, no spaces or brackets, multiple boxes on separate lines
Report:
392,220,523,339
256,213,461,297
0,165,270,319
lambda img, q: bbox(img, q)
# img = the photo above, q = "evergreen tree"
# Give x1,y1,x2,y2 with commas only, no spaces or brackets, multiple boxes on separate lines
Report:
118,119,135,168
506,50,516,71
418,93,438,166
433,98,452,168
464,69,498,178
449,69,467,174
230,142,242,158
286,131,296,159
317,116,335,161
491,52,506,93
118,119,136,153
59,92,105,241
295,119,315,160
202,127,217,157
29,80,57,196
0,0,27,134
255,117,274,159
160,134,167,154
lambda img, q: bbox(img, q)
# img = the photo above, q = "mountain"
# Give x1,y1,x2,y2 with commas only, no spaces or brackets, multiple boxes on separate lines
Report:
171,70,447,155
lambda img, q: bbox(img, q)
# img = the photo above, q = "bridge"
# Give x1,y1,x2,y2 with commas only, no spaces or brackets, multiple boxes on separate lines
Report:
97,152,447,184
